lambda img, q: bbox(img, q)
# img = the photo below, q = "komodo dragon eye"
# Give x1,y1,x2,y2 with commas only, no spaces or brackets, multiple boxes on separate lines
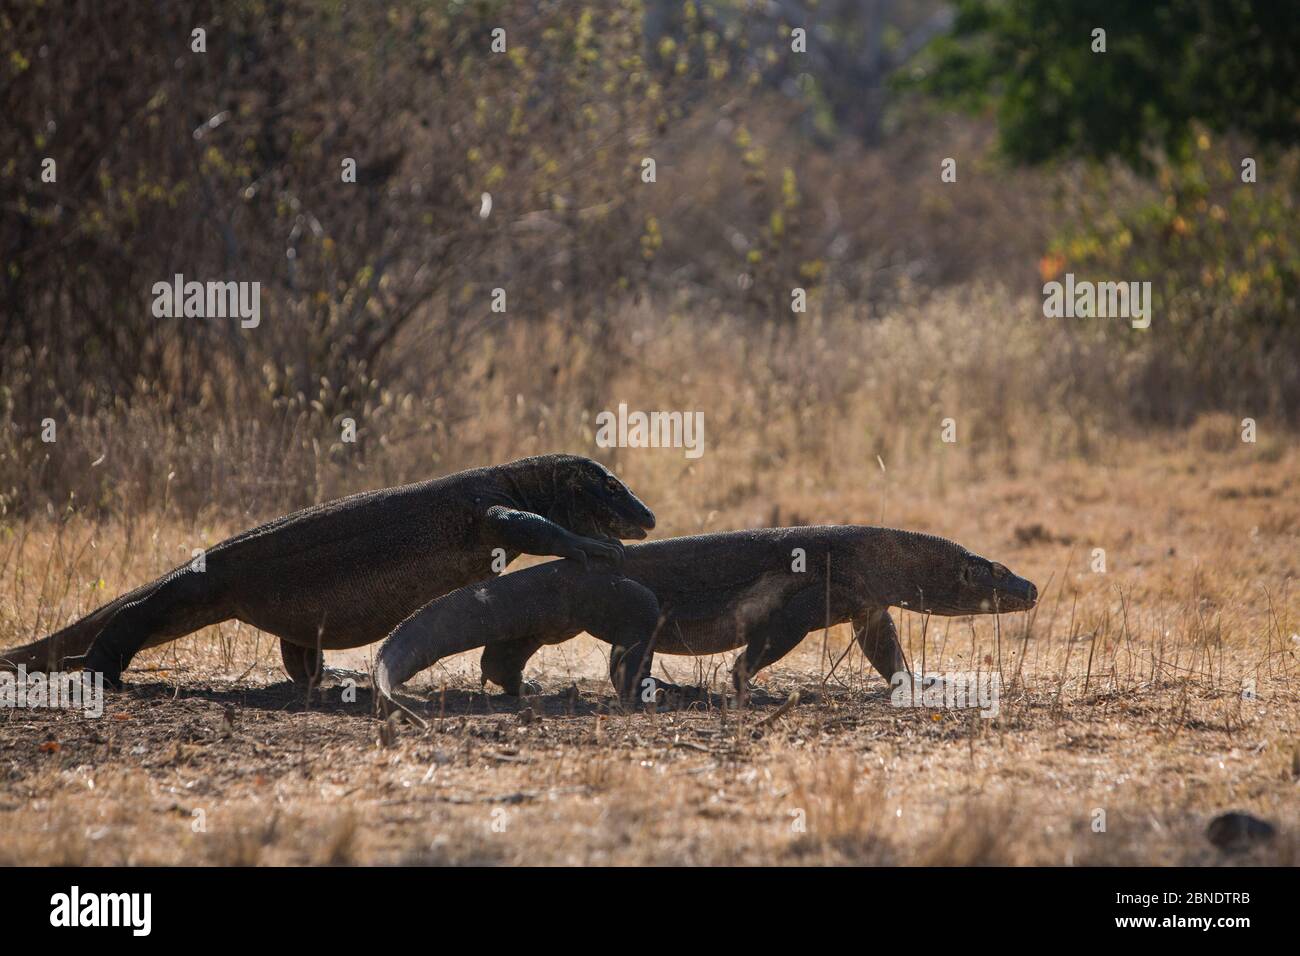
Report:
990,563,1008,580
604,476,619,492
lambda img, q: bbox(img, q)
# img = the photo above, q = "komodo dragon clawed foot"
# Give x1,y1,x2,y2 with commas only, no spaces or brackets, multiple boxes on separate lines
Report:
565,536,626,572
615,677,695,710
279,640,371,688
481,674,546,697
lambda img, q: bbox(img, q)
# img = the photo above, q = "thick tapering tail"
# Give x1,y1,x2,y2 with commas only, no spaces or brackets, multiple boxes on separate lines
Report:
373,578,538,729
1,606,115,672
375,580,523,701
374,562,659,708
0,578,163,673
375,563,606,701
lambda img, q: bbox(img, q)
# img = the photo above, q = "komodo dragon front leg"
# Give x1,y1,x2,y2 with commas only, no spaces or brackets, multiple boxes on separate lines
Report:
479,505,626,570
728,586,830,694
851,607,908,681
479,638,546,697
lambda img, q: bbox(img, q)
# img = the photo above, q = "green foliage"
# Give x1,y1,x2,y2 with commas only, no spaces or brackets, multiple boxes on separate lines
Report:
907,1,1300,420
906,0,1300,169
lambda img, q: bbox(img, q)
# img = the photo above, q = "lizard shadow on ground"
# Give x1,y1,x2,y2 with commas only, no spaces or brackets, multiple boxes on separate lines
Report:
114,679,835,720
373,683,825,719
114,679,374,716
116,679,612,719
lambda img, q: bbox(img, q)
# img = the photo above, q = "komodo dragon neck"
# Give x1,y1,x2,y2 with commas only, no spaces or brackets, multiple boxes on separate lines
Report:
486,456,571,526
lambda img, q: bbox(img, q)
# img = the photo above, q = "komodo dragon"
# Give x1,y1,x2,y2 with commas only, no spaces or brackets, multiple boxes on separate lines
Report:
0,455,655,688
374,525,1038,704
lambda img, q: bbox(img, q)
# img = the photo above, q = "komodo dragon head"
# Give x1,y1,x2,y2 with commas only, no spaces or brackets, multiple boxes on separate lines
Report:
550,455,656,541
863,529,1038,615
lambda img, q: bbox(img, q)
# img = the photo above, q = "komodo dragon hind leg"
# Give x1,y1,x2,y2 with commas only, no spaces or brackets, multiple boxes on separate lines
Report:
480,638,545,696
82,570,230,688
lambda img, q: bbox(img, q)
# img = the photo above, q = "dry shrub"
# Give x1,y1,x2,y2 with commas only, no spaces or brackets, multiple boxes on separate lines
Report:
916,800,1023,866
786,754,888,861
1188,412,1246,454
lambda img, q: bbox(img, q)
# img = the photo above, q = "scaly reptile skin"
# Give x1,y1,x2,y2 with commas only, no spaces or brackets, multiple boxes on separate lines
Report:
0,455,655,687
374,526,1038,701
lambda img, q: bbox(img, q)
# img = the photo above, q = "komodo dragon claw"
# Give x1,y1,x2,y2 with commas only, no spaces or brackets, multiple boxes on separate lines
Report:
567,536,625,572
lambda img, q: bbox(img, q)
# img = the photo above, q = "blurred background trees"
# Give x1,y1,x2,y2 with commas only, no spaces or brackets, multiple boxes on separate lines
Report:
1,0,1296,515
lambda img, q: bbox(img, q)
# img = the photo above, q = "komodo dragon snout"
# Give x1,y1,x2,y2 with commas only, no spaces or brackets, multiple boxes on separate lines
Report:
909,553,1036,616
959,556,1038,612
557,456,656,541
883,533,1038,616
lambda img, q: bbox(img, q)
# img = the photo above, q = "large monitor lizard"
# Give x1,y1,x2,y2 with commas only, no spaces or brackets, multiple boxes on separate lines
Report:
374,526,1038,704
0,455,655,688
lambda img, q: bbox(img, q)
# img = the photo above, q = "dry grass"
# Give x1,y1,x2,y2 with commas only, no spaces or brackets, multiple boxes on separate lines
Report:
2,284,1224,520
1,431,1295,865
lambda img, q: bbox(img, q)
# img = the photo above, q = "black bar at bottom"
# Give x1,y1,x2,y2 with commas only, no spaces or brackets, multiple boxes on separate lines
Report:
0,865,1283,942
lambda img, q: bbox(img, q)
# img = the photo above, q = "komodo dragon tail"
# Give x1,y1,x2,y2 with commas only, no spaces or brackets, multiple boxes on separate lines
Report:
375,561,660,703
374,573,561,702
0,577,170,672
372,572,560,728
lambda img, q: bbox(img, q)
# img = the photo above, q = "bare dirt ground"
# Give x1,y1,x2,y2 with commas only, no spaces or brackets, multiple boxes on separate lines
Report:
1,434,1297,865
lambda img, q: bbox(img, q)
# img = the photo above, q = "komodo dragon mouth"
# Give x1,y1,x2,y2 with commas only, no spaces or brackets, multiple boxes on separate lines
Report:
596,498,653,539
965,559,1038,612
